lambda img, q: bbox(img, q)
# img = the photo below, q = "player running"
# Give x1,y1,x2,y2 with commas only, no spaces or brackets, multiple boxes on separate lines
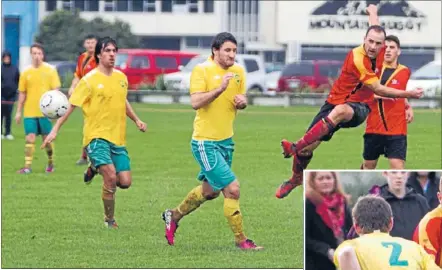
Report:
334,195,440,270
362,35,413,170
161,32,263,250
275,5,423,199
41,37,147,228
69,34,98,166
413,176,442,268
14,43,61,174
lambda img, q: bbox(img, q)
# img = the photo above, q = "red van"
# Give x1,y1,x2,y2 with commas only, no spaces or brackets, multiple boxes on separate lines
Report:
277,60,342,92
115,49,198,89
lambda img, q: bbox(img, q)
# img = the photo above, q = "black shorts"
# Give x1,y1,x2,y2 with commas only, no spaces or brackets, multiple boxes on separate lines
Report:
363,134,407,161
307,101,371,141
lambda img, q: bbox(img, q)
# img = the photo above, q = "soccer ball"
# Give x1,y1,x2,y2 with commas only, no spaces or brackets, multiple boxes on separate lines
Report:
40,90,69,119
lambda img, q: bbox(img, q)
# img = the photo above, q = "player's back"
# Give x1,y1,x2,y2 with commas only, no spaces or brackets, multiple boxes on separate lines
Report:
337,232,439,270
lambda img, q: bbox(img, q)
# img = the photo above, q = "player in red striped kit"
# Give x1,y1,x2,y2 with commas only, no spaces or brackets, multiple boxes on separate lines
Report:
69,34,98,166
275,5,423,199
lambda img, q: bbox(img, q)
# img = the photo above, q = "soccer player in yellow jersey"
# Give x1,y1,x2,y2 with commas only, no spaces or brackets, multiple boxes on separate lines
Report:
162,32,263,250
42,37,147,228
334,195,440,270
15,43,61,174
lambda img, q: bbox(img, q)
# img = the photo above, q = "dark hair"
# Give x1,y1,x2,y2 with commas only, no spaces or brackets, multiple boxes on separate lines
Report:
94,37,118,64
84,34,98,41
385,35,401,48
211,32,237,56
352,195,392,234
365,25,386,38
30,43,45,53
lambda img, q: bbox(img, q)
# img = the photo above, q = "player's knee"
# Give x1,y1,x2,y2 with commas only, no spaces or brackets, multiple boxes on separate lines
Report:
389,159,404,169
117,181,131,189
224,181,240,199
363,161,377,170
334,104,353,120
203,191,220,200
25,134,36,143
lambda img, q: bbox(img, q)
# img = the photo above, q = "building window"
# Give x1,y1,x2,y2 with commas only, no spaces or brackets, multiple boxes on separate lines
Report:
168,0,198,13
228,0,259,14
203,0,214,13
86,0,99,11
161,0,172,12
189,0,198,13
45,0,57,11
185,36,213,49
116,0,129,11
62,0,73,11
144,0,156,12
104,0,115,11
74,0,85,11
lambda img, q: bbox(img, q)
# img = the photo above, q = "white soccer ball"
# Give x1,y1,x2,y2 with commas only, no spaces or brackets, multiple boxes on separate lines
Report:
39,90,69,119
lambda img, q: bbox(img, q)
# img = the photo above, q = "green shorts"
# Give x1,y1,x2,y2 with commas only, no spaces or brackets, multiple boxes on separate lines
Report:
86,138,131,173
24,117,52,135
191,137,236,191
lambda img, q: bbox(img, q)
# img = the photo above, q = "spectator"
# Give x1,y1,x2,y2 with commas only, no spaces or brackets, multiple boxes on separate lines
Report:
376,171,430,240
413,175,442,268
408,171,440,210
305,171,353,270
1,51,19,140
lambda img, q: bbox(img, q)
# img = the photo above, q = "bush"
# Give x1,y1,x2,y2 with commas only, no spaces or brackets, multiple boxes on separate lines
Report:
35,10,139,61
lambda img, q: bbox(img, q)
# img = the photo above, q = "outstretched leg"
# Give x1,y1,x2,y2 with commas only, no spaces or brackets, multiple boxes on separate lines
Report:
163,180,219,245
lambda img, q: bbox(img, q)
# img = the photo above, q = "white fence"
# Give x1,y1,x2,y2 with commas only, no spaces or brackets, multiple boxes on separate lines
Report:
126,90,441,109
60,89,441,108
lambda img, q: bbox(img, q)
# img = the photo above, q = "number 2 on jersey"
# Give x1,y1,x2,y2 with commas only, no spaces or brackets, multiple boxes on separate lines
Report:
381,242,409,266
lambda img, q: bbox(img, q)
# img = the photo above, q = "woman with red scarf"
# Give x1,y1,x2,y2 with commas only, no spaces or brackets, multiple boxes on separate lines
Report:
305,171,353,270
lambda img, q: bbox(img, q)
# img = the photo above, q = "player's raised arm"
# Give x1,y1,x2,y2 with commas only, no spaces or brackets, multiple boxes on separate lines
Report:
190,65,231,110
366,4,380,26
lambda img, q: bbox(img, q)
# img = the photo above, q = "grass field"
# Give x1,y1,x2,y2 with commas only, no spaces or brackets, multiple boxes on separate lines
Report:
1,104,440,268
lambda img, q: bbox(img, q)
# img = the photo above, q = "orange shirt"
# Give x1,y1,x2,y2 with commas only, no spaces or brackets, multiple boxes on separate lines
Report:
413,206,442,267
74,52,97,79
327,45,385,105
365,64,411,136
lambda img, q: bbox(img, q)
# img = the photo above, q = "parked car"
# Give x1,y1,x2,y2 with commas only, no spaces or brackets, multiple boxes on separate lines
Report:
265,71,281,93
48,61,76,87
114,49,199,89
277,60,342,92
163,54,268,93
406,60,441,97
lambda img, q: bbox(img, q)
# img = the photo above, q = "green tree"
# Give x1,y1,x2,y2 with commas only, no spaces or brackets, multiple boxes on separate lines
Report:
35,10,139,61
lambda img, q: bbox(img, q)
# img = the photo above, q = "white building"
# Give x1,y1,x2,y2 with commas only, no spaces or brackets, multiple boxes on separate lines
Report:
39,0,441,70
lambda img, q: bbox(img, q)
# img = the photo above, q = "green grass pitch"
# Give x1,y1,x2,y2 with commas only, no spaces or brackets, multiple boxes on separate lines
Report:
1,104,440,268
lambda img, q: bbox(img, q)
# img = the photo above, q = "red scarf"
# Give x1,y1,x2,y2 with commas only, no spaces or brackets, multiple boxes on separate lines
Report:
314,193,346,241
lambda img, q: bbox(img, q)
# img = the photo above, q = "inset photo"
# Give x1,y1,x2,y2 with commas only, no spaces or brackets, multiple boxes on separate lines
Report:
304,170,442,270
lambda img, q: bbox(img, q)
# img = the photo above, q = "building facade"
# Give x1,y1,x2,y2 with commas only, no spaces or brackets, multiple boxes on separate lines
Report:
37,0,441,69
2,0,40,70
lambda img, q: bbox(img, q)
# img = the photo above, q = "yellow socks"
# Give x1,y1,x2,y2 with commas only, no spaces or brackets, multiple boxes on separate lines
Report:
45,142,54,166
175,185,207,216
102,185,116,221
224,198,247,244
24,143,35,168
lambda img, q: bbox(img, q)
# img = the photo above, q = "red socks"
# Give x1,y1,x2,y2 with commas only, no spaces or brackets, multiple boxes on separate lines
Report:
295,117,336,152
81,148,88,160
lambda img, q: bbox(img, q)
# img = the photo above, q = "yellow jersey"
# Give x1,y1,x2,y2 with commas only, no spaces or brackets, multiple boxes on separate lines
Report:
18,62,61,117
69,68,128,147
334,231,441,270
189,57,246,141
